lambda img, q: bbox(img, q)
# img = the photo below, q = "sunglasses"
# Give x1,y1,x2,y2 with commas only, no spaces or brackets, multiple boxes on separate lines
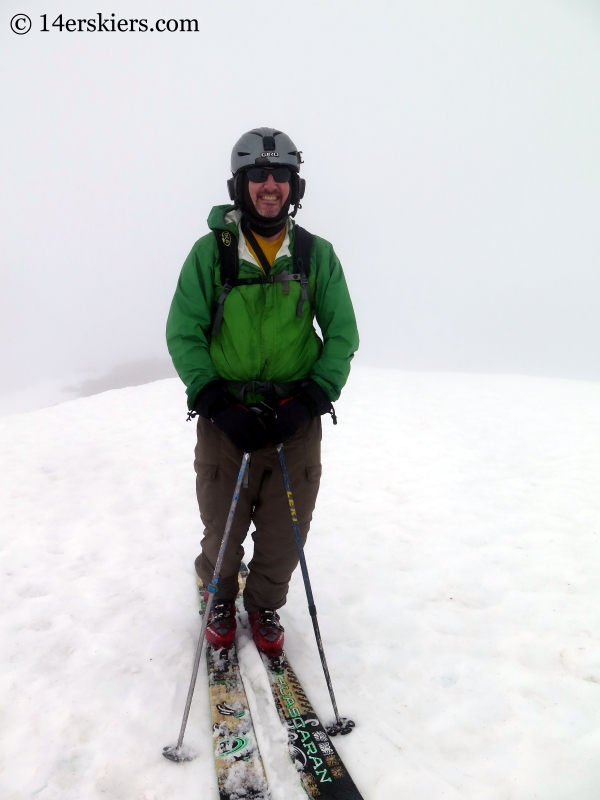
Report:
246,166,292,184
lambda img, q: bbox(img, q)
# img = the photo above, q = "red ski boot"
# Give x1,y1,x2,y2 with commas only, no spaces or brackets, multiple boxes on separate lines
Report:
248,609,285,658
205,598,236,650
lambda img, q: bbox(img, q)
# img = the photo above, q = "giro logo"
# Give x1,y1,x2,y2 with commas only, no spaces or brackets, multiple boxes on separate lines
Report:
261,151,279,157
221,231,232,247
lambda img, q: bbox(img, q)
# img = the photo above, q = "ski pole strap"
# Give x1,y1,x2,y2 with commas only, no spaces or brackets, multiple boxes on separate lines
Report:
242,454,251,489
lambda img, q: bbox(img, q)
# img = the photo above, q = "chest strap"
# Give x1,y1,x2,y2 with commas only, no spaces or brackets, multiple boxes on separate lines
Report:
211,271,307,337
211,225,314,337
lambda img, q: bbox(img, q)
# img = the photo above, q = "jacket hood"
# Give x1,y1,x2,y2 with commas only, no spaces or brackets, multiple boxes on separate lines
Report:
207,205,294,268
206,204,239,236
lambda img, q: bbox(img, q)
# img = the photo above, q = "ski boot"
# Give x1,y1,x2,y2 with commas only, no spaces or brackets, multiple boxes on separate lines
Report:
205,597,236,650
249,609,285,658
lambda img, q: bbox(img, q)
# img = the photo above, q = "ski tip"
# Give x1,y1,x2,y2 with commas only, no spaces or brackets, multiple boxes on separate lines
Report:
162,744,197,763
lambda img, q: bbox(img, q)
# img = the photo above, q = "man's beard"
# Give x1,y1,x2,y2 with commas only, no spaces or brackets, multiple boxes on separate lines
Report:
241,178,291,236
258,204,281,218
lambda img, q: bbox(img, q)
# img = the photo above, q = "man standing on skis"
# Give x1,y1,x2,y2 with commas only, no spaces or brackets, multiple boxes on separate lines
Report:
166,127,358,658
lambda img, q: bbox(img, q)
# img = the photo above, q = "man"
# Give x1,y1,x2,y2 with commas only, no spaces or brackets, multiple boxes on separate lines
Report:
166,127,358,658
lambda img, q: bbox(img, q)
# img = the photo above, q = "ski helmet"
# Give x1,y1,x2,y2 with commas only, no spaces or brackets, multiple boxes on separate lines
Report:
227,127,306,233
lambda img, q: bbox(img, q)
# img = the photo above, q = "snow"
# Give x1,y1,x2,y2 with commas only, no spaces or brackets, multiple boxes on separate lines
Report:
1,366,600,799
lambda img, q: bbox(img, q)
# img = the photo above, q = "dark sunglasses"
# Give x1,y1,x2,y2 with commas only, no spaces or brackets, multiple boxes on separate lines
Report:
246,166,292,184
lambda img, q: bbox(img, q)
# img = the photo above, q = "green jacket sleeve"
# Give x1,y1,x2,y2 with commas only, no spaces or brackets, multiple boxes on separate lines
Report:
165,235,219,408
309,238,359,401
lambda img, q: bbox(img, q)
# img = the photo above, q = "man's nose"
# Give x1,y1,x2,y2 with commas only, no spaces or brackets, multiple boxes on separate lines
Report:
262,173,278,189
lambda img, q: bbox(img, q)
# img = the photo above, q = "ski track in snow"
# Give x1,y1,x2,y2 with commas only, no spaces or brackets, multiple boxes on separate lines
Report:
1,366,600,799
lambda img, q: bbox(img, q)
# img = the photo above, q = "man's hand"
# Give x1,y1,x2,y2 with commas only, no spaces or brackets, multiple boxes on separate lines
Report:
194,380,269,452
193,380,233,419
268,397,312,445
212,404,270,452
269,379,333,445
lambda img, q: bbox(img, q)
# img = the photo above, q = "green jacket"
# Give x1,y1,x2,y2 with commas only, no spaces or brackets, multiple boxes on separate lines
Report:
166,205,359,409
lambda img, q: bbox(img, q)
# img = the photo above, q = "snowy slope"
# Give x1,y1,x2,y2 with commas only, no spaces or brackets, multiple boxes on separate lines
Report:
1,366,600,799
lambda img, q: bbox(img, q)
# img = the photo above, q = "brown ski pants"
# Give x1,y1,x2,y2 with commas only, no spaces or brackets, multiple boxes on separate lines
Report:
193,415,322,612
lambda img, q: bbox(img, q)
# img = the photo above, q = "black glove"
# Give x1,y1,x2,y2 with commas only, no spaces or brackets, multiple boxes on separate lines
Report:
194,380,269,452
212,403,270,452
193,380,233,419
269,380,333,445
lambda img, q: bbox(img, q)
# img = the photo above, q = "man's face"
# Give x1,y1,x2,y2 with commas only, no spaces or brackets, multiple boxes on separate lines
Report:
247,171,290,218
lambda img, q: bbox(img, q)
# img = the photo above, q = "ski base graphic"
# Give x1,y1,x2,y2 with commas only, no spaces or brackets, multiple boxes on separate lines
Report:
199,567,271,800
260,653,364,799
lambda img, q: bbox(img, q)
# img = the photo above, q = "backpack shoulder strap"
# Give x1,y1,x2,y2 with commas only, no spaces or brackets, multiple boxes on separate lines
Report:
293,224,314,276
241,222,273,276
211,229,239,337
211,225,316,335
292,225,315,318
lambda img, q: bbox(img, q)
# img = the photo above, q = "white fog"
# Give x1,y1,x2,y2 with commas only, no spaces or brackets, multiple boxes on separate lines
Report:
1,0,599,412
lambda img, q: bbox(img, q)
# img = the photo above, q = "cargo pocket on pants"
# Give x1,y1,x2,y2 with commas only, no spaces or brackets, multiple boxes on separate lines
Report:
306,464,322,482
196,463,218,481
303,416,322,483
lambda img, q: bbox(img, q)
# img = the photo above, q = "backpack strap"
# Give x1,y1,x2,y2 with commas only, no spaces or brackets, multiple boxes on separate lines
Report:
211,223,315,337
211,229,239,337
293,225,314,318
241,223,272,276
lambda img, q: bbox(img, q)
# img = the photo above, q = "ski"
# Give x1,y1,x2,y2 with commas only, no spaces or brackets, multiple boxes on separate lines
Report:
260,653,364,800
237,608,364,799
198,564,271,800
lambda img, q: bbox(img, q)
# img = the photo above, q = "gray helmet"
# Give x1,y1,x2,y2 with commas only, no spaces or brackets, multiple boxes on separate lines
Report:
230,127,303,175
227,127,306,223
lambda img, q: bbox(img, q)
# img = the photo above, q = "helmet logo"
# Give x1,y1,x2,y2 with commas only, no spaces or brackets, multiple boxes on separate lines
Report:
221,231,232,247
261,151,279,157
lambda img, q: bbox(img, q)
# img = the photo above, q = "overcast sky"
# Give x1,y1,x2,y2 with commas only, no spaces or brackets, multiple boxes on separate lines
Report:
1,0,599,395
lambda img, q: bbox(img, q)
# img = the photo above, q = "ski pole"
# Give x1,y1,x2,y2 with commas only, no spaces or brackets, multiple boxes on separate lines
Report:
163,451,251,762
276,443,355,736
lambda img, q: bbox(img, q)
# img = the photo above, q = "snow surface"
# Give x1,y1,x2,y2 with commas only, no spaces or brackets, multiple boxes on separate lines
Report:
1,366,600,799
